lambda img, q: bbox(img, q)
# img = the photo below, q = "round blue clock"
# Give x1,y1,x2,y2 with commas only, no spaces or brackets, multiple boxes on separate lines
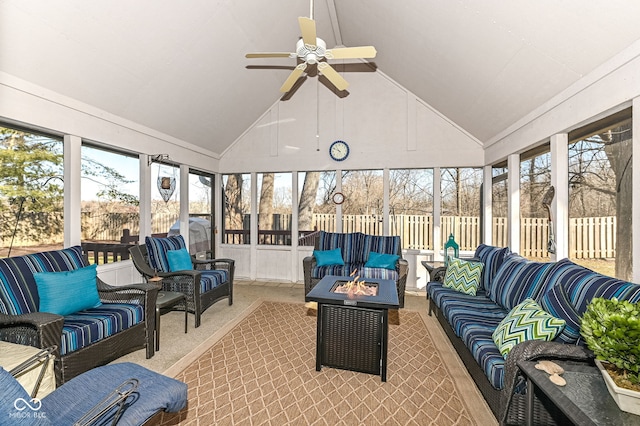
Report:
329,140,350,161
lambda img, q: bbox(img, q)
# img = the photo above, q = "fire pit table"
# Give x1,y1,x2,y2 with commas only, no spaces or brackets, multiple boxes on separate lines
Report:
305,274,399,381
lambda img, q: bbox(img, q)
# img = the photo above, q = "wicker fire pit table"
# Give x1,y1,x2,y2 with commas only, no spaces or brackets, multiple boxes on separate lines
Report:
305,274,399,382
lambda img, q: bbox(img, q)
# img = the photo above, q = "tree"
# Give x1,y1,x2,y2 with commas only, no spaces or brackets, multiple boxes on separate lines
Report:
569,121,632,280
224,174,245,242
258,173,274,243
298,171,320,231
0,128,63,255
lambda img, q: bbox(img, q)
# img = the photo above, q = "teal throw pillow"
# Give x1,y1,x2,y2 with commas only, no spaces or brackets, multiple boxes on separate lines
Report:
167,248,193,271
492,298,566,358
313,248,345,267
364,251,399,270
35,264,102,316
443,257,484,296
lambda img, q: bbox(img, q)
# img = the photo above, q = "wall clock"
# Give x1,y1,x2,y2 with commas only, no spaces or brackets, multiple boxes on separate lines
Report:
332,191,345,204
329,140,350,161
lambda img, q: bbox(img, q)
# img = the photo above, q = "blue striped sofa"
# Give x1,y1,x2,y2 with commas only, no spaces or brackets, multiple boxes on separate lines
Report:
0,246,158,385
427,244,640,424
303,231,408,307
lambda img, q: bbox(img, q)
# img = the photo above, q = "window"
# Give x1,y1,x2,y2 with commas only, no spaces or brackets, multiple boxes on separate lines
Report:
257,172,292,245
389,169,433,250
440,168,482,250
1,126,63,257
81,145,140,263
298,171,337,244
568,109,632,280
188,170,214,255
519,147,551,259
222,173,250,244
492,165,508,247
341,170,384,235
152,162,180,236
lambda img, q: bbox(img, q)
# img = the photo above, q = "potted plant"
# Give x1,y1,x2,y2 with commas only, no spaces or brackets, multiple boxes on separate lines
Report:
580,297,640,415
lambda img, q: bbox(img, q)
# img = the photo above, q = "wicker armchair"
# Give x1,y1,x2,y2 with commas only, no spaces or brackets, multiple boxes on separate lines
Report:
0,247,158,386
129,243,234,328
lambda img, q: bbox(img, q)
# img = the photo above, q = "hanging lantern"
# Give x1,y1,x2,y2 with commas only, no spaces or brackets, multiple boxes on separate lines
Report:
157,165,177,203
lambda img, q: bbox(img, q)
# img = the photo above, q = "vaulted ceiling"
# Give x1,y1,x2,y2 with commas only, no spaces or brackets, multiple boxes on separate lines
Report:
2,0,640,155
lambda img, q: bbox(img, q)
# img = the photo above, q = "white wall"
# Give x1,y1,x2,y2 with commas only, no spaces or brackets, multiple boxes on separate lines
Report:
220,70,483,172
219,70,484,285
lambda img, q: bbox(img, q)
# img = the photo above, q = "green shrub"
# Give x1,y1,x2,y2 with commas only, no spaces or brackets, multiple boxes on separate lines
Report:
580,297,640,384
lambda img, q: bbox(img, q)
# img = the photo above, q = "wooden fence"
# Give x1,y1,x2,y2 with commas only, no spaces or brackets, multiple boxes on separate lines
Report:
3,211,617,260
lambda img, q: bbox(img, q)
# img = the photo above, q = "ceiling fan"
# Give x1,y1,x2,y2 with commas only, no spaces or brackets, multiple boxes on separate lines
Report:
245,3,376,93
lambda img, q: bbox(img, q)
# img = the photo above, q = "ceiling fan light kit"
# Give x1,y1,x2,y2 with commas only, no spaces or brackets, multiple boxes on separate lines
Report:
245,7,376,94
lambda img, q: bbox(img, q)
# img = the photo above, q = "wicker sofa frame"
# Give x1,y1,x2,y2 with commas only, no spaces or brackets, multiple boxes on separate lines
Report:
303,232,409,308
427,260,607,426
129,244,234,328
0,277,158,386
428,298,591,425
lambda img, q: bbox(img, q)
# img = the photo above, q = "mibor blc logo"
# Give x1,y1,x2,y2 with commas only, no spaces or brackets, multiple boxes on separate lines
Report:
9,398,47,420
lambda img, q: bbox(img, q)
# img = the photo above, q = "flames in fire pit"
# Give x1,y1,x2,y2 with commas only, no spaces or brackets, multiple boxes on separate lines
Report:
332,270,378,297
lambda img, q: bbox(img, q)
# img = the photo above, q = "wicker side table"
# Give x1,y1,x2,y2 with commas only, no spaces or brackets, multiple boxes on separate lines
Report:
517,360,640,425
155,291,187,351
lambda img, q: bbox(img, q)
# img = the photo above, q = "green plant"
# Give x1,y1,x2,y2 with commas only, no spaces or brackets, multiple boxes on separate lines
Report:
581,297,640,385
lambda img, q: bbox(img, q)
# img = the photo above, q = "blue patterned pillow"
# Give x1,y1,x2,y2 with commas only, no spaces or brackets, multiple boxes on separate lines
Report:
539,283,583,344
443,257,484,296
0,246,87,315
474,244,511,292
492,298,566,358
317,231,365,264
488,255,555,310
145,235,186,273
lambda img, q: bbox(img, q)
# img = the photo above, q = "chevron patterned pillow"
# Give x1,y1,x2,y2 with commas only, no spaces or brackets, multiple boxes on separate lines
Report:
492,298,566,358
443,257,484,296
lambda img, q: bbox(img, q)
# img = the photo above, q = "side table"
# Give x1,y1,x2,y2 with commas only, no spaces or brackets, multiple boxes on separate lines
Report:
155,291,188,351
517,360,640,425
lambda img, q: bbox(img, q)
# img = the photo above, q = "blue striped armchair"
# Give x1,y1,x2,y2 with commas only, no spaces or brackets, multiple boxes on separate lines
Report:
0,246,158,385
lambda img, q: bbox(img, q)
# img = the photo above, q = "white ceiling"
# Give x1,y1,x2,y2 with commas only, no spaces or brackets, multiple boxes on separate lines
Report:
2,0,640,155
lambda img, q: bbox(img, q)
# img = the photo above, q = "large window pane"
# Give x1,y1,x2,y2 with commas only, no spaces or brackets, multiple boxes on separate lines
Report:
569,113,632,279
341,170,384,235
222,173,250,244
152,162,180,236
1,126,63,257
298,171,337,244
187,170,214,255
441,168,482,250
520,150,551,259
390,169,433,250
257,172,292,245
492,166,508,247
81,145,140,264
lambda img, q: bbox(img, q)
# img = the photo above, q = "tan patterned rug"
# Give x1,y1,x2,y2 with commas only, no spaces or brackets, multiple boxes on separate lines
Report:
155,300,496,425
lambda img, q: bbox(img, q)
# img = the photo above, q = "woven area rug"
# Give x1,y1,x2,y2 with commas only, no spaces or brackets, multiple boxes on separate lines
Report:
156,300,495,425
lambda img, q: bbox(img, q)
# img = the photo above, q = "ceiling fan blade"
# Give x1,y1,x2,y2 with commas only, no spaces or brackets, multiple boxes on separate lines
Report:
317,62,348,91
280,63,307,93
326,46,377,60
298,17,317,46
246,52,294,58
